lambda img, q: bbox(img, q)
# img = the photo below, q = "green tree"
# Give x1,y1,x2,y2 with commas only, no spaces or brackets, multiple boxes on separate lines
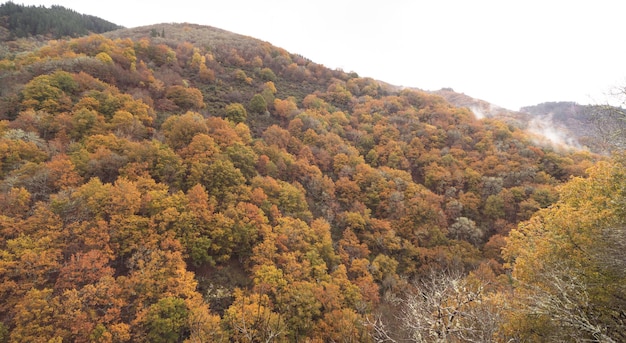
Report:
141,297,190,343
165,86,204,111
20,74,69,113
203,158,246,202
225,142,258,180
248,94,268,114
258,67,277,81
224,103,247,123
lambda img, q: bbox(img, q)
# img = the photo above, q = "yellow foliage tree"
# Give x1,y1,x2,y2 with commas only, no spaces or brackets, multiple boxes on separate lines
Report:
502,158,626,342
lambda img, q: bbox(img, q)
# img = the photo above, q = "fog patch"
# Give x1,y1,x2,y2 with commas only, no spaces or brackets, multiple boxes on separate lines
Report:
469,103,505,120
469,106,486,119
527,112,581,150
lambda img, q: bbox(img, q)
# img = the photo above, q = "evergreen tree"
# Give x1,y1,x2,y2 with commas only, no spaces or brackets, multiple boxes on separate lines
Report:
0,2,122,40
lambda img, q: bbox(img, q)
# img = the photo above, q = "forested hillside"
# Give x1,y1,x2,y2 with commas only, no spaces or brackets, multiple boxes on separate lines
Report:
521,101,626,153
0,2,122,40
0,23,623,342
437,87,626,154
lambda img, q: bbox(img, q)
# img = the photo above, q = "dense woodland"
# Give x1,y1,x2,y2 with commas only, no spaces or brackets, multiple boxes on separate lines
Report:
0,2,122,40
0,21,624,342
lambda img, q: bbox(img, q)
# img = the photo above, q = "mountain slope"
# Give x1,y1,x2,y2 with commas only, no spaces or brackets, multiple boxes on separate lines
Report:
521,101,626,153
0,22,602,341
435,88,625,153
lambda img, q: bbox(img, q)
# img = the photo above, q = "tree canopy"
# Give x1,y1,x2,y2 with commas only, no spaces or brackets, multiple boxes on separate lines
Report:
0,21,618,342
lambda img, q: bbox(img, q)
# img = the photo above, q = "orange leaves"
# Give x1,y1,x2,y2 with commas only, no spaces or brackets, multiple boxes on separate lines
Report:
206,116,248,148
316,308,369,342
0,133,48,178
0,187,31,219
161,111,208,151
9,288,60,342
273,97,298,119
109,177,142,215
179,134,219,164
0,231,63,316
45,154,82,190
223,289,285,343
55,250,114,290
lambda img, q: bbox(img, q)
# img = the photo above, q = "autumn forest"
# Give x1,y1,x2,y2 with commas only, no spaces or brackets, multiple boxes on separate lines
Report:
0,6,624,342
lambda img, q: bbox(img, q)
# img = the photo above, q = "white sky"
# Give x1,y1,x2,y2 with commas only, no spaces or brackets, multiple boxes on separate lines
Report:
11,0,626,110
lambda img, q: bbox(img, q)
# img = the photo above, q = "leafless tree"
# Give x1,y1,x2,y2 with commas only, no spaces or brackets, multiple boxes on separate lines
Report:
370,269,502,343
521,263,619,343
367,315,398,343
589,86,626,152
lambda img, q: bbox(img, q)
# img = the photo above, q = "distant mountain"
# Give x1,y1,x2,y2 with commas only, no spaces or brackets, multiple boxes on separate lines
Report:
521,101,626,153
434,88,625,154
0,1,122,40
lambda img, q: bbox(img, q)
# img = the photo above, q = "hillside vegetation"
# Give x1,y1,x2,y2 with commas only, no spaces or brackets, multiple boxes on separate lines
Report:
0,2,122,40
437,88,626,154
521,101,626,153
0,23,623,342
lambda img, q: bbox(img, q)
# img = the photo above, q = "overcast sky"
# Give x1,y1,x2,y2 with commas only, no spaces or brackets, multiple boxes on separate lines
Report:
12,0,626,110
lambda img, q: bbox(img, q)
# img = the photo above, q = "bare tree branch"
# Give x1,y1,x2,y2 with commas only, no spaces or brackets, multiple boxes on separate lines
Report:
372,269,502,343
366,315,398,343
520,263,618,343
